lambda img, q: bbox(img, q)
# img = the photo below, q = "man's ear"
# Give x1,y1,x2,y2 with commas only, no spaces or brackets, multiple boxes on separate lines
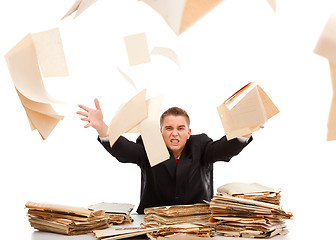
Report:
187,128,191,139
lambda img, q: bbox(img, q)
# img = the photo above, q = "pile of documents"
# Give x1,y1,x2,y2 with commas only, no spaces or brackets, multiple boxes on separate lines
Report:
89,202,134,225
143,203,211,225
25,201,110,235
209,183,293,238
217,182,281,205
147,223,215,240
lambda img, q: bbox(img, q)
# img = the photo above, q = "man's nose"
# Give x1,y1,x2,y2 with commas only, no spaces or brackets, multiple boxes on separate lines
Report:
172,129,178,136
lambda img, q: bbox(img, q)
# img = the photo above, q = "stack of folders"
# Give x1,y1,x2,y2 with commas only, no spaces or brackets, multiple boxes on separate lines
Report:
143,203,211,226
25,201,110,235
142,203,214,239
89,202,134,225
147,223,215,240
209,183,293,238
217,182,282,205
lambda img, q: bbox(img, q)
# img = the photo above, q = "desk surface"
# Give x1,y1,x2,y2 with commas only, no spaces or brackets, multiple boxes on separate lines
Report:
29,214,294,240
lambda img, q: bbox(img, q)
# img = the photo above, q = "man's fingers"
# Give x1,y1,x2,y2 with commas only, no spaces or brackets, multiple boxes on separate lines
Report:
76,111,88,117
78,104,90,112
94,98,101,110
81,117,90,122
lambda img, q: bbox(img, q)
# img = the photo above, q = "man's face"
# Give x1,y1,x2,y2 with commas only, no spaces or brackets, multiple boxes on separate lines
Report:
161,115,191,158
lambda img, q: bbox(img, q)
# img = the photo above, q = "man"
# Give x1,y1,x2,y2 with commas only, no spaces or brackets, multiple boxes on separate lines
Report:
77,99,253,214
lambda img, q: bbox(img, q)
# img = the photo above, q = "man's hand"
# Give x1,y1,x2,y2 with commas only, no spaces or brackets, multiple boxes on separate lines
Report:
241,125,264,138
77,98,108,137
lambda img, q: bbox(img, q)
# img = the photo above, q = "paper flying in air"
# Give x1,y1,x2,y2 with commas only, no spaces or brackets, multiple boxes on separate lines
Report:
314,13,336,141
108,89,169,167
266,0,276,12
116,67,138,90
217,82,279,140
141,0,224,35
124,32,151,66
61,0,98,20
151,46,181,69
5,28,68,140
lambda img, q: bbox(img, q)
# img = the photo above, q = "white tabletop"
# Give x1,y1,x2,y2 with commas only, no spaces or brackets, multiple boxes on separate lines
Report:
30,214,295,240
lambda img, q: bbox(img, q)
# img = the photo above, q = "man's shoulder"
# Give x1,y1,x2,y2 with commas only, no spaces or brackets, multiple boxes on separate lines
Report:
190,133,209,139
189,133,212,145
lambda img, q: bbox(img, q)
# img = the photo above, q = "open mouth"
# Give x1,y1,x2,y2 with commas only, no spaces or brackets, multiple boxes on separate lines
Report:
170,139,179,145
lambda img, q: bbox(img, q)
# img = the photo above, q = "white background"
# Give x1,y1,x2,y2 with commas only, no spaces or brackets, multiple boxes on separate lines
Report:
0,0,335,239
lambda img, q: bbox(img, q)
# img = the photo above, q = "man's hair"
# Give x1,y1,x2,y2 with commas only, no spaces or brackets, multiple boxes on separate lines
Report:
160,107,190,129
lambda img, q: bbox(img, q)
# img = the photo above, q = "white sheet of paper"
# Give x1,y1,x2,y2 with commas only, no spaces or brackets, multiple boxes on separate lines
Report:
5,28,68,139
151,46,181,69
108,89,148,147
142,0,223,35
124,33,151,66
314,13,336,64
327,61,336,141
61,0,98,19
266,0,276,12
31,28,69,77
126,95,169,167
116,67,137,90
5,34,63,104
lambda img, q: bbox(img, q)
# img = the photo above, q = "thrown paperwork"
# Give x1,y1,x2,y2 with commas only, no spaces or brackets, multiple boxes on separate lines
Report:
217,82,279,140
5,28,68,139
314,13,336,141
124,32,151,66
141,0,224,35
62,0,98,19
108,89,170,167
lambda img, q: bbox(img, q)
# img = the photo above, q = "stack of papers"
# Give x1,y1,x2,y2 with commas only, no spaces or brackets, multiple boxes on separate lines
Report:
25,201,110,235
217,182,281,205
89,202,134,225
209,184,293,238
143,203,211,225
147,223,215,240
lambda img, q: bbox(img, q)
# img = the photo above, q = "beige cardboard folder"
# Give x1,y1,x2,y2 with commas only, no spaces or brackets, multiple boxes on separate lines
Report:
217,82,279,140
61,0,98,20
5,28,68,139
108,90,169,167
314,13,336,141
141,0,224,35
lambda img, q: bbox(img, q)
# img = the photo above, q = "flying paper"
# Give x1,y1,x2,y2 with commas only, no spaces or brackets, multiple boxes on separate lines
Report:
5,28,68,139
61,0,98,20
108,90,170,167
314,13,336,141
217,82,279,140
141,0,224,35
124,32,151,66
